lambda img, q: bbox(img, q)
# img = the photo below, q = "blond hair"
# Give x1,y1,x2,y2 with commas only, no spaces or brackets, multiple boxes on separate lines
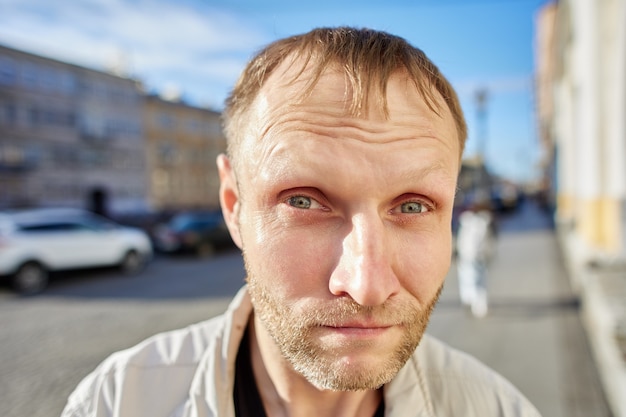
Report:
223,27,467,162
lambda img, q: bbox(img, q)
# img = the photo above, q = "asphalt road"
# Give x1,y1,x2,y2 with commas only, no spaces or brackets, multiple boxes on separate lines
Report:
0,199,611,417
0,248,246,417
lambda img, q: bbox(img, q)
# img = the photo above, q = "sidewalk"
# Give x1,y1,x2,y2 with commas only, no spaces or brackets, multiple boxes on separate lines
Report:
429,199,611,417
559,224,626,417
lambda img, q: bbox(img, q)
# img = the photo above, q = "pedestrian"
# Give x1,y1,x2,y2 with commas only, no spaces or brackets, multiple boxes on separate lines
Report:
61,27,541,417
456,197,497,317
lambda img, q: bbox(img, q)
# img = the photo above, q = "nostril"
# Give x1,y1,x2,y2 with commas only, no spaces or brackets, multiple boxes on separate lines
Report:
327,213,399,306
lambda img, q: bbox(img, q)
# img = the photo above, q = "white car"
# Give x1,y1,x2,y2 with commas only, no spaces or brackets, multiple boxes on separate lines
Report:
0,208,153,295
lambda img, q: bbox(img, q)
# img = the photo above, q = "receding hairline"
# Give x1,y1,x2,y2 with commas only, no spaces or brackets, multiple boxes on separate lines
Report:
222,27,467,162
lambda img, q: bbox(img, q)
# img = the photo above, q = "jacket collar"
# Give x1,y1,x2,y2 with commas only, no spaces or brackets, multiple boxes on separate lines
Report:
187,286,430,417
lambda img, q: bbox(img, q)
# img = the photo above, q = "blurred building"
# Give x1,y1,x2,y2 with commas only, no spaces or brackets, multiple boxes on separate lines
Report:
534,2,558,214
144,94,225,211
0,44,228,217
453,156,523,235
0,44,147,215
536,0,626,261
456,156,494,209
536,2,626,416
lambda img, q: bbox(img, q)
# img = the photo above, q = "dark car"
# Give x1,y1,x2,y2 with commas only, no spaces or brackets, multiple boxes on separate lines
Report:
153,211,234,257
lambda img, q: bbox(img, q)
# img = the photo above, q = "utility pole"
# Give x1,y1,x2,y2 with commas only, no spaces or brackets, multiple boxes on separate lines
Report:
474,87,490,200
475,87,489,160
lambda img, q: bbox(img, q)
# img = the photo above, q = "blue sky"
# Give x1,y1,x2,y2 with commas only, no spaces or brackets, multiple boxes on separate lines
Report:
0,0,550,183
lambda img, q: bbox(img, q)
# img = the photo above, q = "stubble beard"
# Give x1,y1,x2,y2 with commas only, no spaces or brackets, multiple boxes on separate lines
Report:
245,264,442,391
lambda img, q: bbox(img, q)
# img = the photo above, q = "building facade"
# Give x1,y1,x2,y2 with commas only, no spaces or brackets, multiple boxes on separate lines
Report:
144,94,225,211
0,44,148,215
0,44,228,217
536,0,626,261
536,3,626,415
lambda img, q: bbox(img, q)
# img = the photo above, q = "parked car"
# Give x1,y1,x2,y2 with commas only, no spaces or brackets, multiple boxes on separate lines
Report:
0,208,153,295
491,182,521,213
153,211,234,257
111,208,175,240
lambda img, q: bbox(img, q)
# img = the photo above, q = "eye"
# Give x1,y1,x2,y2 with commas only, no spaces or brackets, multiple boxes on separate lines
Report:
286,195,323,210
399,201,429,214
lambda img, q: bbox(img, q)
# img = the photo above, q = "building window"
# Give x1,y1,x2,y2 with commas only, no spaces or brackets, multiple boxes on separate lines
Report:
20,63,39,89
153,169,170,195
58,71,76,95
0,56,16,85
1,102,17,125
157,142,177,165
158,113,176,129
28,107,40,125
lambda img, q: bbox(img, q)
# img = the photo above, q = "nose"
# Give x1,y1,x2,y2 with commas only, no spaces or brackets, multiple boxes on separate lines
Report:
328,212,401,307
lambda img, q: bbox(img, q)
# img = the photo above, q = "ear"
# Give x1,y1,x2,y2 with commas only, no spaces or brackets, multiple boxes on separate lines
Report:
217,154,243,249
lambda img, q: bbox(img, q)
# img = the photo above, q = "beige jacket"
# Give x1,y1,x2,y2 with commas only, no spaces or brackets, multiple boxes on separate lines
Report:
61,287,542,417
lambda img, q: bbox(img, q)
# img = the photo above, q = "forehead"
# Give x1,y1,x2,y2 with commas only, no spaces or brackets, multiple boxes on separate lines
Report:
248,56,456,135
237,57,459,176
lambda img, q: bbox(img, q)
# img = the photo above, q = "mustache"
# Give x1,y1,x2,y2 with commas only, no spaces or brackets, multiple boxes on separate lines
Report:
244,256,444,329
299,297,421,327
299,286,443,328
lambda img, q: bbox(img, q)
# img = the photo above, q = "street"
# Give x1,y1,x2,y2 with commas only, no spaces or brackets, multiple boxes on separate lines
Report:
0,199,611,417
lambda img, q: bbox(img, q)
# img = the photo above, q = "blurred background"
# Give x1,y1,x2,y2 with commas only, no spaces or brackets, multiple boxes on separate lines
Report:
0,0,625,416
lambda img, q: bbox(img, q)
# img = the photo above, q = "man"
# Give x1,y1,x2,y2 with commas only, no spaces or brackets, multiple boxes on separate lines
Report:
62,27,541,417
456,197,497,318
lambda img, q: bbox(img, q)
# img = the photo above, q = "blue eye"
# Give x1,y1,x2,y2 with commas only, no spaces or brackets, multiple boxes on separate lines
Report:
400,201,427,213
288,196,312,209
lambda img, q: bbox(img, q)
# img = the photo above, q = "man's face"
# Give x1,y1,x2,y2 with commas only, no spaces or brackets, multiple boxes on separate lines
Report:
223,62,460,391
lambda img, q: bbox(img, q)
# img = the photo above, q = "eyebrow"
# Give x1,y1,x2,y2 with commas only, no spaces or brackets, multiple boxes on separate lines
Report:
394,160,458,188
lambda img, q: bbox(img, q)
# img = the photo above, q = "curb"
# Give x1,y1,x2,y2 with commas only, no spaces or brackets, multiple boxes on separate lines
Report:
558,227,626,417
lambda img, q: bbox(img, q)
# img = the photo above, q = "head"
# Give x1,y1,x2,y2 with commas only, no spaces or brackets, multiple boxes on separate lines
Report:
218,27,466,391
223,26,467,169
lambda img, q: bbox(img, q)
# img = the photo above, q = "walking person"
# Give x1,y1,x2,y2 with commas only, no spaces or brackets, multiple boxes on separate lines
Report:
456,197,497,317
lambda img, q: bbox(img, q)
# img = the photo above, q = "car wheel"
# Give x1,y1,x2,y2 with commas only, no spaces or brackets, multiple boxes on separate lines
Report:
119,250,145,275
13,262,49,295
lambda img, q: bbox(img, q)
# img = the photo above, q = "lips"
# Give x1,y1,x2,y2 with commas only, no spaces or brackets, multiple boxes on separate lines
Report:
317,324,392,342
326,321,392,330
306,301,408,331
320,319,396,337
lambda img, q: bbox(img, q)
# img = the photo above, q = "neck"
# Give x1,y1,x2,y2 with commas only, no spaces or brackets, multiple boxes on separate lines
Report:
248,316,383,417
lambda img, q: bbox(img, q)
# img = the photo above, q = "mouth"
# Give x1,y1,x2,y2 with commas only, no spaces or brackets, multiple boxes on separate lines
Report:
321,322,394,338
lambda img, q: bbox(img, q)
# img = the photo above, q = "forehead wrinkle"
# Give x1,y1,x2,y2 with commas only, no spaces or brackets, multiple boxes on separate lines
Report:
258,109,455,152
244,60,460,171
257,133,457,192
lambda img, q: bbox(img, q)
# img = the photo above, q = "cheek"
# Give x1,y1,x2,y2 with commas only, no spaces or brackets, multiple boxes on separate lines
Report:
240,212,339,298
397,229,451,302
